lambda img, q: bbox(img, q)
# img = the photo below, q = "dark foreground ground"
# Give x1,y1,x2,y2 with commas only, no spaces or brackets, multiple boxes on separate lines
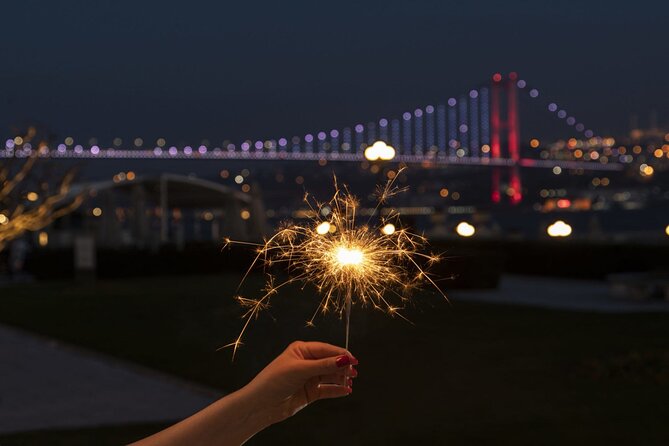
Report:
1,274,668,445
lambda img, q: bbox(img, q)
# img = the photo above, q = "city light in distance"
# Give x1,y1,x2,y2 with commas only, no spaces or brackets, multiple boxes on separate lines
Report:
639,164,654,177
547,220,572,237
666,225,669,237
0,214,8,225
530,138,540,148
364,141,396,161
455,221,475,237
240,210,251,220
38,231,48,247
92,207,103,217
556,199,571,209
26,192,39,202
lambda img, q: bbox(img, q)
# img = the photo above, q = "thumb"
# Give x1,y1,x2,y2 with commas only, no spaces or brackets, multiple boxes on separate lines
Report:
299,354,358,378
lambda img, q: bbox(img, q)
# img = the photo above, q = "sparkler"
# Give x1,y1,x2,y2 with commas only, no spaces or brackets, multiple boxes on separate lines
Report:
224,168,446,357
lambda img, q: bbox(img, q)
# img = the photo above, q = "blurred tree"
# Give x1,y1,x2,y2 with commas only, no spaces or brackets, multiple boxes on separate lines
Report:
0,127,83,251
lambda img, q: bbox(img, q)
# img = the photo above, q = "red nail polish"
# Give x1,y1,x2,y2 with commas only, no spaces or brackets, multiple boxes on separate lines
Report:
347,378,353,387
350,367,358,377
335,355,351,367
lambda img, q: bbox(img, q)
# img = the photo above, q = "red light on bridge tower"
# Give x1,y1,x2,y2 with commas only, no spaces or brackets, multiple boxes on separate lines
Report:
490,73,502,203
490,72,523,205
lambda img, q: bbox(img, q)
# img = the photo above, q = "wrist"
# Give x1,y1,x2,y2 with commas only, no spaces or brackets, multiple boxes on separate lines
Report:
233,384,282,433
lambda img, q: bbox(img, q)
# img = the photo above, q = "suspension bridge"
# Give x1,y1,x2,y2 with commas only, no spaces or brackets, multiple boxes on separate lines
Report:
1,72,624,205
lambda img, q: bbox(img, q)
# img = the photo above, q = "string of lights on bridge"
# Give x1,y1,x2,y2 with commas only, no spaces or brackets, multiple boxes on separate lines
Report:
3,73,668,174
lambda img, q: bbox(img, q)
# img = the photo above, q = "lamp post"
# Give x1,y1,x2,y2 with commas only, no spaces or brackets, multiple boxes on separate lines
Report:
547,220,572,238
364,141,396,161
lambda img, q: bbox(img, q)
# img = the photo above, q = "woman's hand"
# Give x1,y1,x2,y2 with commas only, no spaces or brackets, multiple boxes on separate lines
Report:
131,341,358,446
243,341,358,423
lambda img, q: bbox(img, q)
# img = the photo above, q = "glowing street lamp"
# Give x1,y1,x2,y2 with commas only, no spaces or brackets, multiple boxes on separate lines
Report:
381,223,396,235
316,221,331,235
364,141,396,161
455,221,475,237
547,220,572,237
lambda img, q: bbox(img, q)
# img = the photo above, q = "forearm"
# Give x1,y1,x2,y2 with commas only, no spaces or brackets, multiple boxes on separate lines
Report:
130,386,274,446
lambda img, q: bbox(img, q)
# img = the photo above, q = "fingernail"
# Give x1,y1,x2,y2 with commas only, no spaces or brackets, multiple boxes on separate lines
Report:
335,355,351,367
345,351,359,363
347,386,353,394
349,367,358,378
347,378,353,387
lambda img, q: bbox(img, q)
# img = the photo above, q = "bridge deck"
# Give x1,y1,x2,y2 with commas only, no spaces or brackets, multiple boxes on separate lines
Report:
0,149,623,171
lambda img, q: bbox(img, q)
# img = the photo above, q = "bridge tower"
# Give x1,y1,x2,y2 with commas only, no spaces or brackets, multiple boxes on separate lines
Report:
490,72,522,205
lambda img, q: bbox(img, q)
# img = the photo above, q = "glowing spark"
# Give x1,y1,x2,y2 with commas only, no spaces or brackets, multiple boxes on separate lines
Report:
223,168,447,357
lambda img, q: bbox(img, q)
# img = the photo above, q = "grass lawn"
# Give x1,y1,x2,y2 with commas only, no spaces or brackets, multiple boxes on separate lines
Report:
1,274,668,445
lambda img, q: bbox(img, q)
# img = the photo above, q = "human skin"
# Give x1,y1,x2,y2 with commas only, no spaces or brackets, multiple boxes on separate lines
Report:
130,341,358,446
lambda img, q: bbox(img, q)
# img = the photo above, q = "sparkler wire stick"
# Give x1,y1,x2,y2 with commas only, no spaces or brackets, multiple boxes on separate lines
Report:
343,287,353,383
344,289,352,351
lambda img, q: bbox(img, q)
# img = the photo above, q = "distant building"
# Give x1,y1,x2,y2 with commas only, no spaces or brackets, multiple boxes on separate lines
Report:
43,173,266,250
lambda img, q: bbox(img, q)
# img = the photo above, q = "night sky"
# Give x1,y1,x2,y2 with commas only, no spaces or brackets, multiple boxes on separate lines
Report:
2,0,668,144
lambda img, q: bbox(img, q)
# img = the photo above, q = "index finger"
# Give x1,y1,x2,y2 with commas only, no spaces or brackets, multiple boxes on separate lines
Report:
294,341,352,360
